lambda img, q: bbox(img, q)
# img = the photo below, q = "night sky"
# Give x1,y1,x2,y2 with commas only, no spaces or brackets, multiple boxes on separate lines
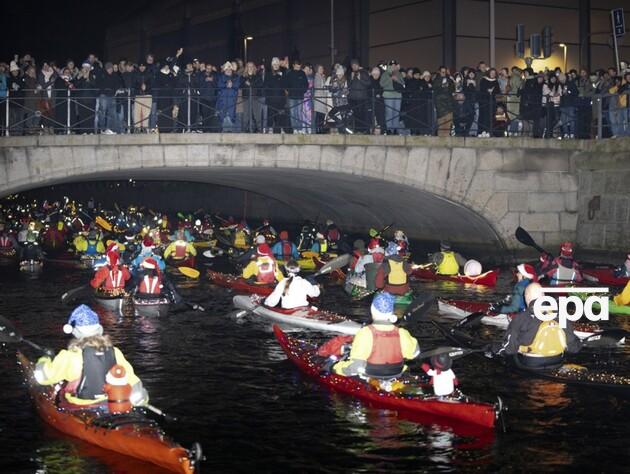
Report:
0,1,147,64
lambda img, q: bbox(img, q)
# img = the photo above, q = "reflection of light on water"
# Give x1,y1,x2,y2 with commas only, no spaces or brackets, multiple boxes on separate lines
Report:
428,430,455,464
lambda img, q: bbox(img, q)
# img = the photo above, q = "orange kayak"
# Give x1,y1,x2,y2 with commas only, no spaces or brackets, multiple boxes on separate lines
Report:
17,352,199,474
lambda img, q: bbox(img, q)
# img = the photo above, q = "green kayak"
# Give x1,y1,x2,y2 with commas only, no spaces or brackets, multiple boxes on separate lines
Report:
574,293,630,315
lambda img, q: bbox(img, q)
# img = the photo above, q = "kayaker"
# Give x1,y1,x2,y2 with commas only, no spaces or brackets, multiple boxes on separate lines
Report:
375,242,412,295
614,254,630,278
135,258,164,297
429,241,466,276
334,292,420,378
256,219,277,243
264,260,321,309
0,221,20,256
489,263,537,314
20,221,43,262
242,243,284,285
324,219,342,250
544,241,582,285
310,232,330,256
271,230,299,261
392,230,409,257
535,252,553,278
233,223,250,249
170,222,194,243
90,251,131,293
74,229,106,257
613,280,630,307
349,239,366,271
421,354,458,397
131,236,166,272
490,283,582,367
33,304,149,410
355,239,385,273
297,222,318,251
163,231,197,262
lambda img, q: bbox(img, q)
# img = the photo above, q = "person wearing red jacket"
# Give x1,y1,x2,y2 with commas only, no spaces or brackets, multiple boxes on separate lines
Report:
136,257,163,296
90,251,131,292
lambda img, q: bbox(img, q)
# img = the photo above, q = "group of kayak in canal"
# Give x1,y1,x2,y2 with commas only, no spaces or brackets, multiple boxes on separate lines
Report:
3,194,630,471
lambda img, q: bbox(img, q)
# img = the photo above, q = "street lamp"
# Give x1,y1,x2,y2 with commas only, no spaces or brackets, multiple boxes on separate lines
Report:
559,43,567,72
243,36,254,64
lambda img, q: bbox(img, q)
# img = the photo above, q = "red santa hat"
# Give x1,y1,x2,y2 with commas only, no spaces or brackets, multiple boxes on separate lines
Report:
517,263,537,282
142,236,154,248
257,243,272,256
141,257,158,270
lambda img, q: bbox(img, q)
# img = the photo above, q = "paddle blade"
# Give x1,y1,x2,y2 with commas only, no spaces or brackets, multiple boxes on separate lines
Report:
61,284,91,305
418,346,481,361
582,329,628,348
95,216,112,231
515,227,545,253
178,267,200,279
402,294,435,324
455,311,486,329
314,254,351,276
0,315,22,343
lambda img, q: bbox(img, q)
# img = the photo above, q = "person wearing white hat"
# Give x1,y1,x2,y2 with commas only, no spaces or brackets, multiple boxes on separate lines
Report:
334,292,419,378
265,259,320,309
34,305,148,408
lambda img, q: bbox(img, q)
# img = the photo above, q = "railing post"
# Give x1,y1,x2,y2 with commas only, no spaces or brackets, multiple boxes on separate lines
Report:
249,86,253,133
127,89,132,133
66,89,71,135
371,88,375,134
187,87,191,132
596,95,603,140
5,89,9,136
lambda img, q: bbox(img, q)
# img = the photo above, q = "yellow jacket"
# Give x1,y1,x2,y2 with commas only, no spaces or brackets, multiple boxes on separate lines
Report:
73,236,105,254
35,347,140,405
334,324,419,375
163,241,197,259
242,257,284,282
614,281,630,306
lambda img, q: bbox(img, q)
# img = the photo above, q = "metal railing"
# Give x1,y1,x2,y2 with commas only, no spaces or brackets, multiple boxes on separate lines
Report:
0,87,627,139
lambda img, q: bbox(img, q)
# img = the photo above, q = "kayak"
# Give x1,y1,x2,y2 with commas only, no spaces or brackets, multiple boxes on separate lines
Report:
273,326,499,430
17,352,199,473
133,295,170,317
411,265,498,287
192,239,218,249
582,267,630,287
93,290,126,312
573,293,630,316
432,321,630,394
207,270,274,296
233,295,361,335
437,299,603,340
276,256,317,272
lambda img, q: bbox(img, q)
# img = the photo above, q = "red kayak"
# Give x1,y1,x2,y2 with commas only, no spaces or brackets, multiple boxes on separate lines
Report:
411,266,499,287
18,352,199,473
273,325,499,431
207,270,274,296
582,268,630,287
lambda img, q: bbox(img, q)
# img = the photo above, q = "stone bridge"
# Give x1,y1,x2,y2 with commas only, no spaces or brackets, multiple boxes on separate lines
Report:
1,134,628,254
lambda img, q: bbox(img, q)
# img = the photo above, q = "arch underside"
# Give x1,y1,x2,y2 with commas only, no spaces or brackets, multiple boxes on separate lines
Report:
22,167,505,251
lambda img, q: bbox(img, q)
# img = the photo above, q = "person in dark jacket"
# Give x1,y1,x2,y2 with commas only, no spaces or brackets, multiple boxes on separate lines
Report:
96,62,123,133
402,68,423,135
367,66,385,134
478,68,500,137
74,63,97,133
53,67,76,134
7,62,25,135
285,58,308,133
559,72,579,138
348,59,371,133
198,64,217,131
519,68,544,137
154,63,175,133
241,61,264,132
264,57,287,133
432,66,455,136
133,63,153,132
176,62,199,132
216,61,241,131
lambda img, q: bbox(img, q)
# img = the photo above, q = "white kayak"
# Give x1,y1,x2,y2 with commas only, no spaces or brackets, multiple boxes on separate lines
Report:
437,299,600,341
232,295,361,335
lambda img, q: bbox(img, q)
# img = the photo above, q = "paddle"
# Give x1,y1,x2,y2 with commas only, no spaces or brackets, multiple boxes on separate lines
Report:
368,223,394,239
144,404,178,423
401,293,435,324
178,267,200,279
312,254,351,277
0,315,53,355
61,284,91,305
581,328,628,348
515,226,547,254
454,311,486,329
417,346,483,361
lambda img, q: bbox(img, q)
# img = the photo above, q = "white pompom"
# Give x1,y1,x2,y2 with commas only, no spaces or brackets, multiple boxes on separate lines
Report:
63,324,73,334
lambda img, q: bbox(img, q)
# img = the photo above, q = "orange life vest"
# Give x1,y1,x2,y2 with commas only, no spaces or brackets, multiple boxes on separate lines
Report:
139,275,161,294
366,326,404,377
103,383,132,414
107,268,125,290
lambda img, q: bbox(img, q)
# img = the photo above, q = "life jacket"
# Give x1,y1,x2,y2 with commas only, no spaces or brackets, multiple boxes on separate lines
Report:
437,251,459,275
107,267,125,289
76,346,116,400
174,241,187,259
366,326,404,378
317,240,328,254
551,258,578,283
86,239,98,255
519,320,567,357
282,241,293,259
327,227,340,242
234,231,248,249
139,275,161,294
387,260,407,286
256,256,277,284
0,236,12,248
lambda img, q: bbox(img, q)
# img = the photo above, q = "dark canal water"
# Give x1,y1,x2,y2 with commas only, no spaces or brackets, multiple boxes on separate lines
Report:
1,256,630,473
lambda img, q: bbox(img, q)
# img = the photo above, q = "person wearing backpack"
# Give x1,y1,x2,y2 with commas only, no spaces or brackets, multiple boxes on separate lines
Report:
490,283,581,368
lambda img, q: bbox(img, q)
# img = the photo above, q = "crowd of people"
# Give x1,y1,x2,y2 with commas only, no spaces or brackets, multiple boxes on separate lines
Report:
1,49,630,138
